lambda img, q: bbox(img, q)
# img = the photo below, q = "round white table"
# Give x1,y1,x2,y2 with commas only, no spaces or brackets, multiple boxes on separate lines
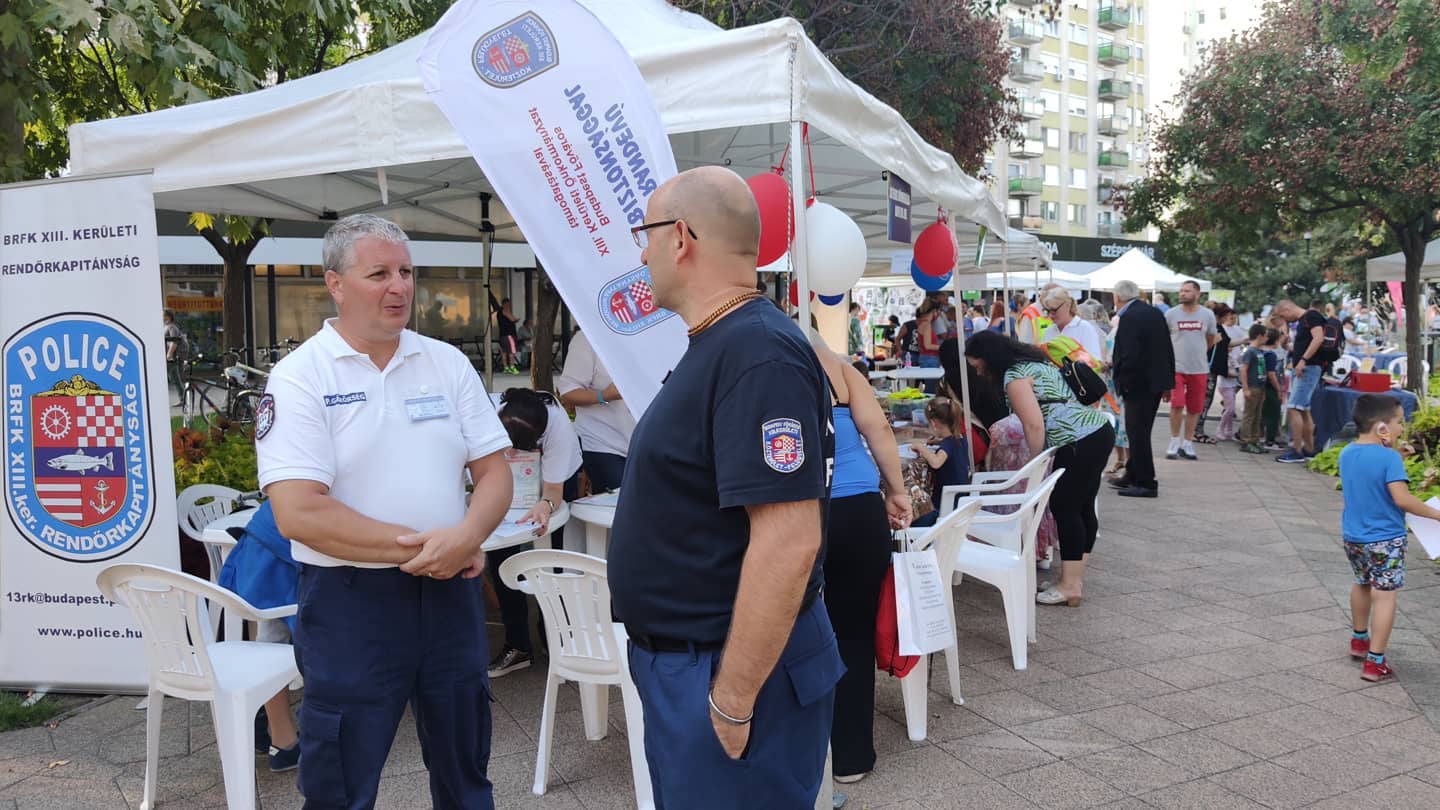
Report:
568,497,616,558
887,367,945,381
480,502,571,552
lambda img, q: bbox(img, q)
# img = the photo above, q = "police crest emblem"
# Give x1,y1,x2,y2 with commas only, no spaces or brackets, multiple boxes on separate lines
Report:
761,418,805,474
3,314,155,561
472,13,559,88
597,266,675,336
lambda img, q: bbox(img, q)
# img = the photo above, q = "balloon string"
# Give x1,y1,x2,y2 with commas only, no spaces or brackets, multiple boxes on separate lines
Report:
803,123,815,205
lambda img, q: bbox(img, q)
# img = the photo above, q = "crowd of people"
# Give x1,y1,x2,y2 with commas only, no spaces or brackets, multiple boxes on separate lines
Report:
202,168,1432,810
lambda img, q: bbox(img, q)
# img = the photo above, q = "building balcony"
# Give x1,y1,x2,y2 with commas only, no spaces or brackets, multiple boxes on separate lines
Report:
1018,96,1046,119
1097,182,1117,203
1008,177,1043,197
1098,5,1131,30
1098,115,1127,136
1098,43,1131,66
1010,20,1044,45
1096,222,1125,237
1009,0,1038,5
1009,59,1045,83
1009,215,1044,232
1098,78,1132,100
1010,138,1045,158
1098,150,1129,169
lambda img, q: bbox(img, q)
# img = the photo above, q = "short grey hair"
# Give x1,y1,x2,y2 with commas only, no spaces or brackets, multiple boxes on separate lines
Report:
1078,298,1109,323
322,214,410,274
1038,286,1075,315
1113,280,1141,302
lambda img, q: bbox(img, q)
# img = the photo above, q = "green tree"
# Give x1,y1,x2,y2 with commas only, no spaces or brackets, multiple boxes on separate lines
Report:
1122,0,1440,389
670,1,1020,174
2,0,449,350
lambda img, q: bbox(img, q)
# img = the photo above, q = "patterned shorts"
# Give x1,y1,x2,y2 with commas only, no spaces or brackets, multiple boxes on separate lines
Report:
1344,536,1407,591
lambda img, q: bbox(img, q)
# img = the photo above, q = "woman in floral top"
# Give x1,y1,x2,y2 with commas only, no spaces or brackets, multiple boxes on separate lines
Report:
965,331,1115,607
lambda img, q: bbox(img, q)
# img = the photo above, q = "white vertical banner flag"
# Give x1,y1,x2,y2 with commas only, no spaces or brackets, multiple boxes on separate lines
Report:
419,0,684,418
0,173,180,691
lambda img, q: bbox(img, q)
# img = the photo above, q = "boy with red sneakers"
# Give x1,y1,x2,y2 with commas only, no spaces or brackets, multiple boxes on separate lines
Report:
1339,395,1440,682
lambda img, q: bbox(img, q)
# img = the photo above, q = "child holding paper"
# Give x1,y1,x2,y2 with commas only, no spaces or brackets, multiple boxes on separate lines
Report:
1338,394,1440,683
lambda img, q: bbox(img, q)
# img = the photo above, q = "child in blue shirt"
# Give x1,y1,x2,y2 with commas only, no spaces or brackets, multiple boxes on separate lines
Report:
909,396,972,527
1338,394,1440,683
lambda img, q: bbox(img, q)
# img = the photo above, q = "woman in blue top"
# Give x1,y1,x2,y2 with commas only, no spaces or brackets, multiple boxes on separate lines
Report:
809,332,911,784
966,330,1114,607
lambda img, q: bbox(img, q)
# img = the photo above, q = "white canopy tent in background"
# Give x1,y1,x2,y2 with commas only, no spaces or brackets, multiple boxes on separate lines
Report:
68,0,1005,244
1082,248,1212,293
1365,240,1440,284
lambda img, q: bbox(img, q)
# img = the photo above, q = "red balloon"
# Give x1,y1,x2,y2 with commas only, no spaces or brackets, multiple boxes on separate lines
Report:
788,279,816,307
913,222,957,277
748,173,794,267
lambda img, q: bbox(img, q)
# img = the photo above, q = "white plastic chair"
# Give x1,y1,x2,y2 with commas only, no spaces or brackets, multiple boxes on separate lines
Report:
1332,354,1359,376
895,500,983,742
96,564,298,810
953,470,1064,672
1388,357,1430,392
177,484,244,578
498,550,654,810
199,508,260,642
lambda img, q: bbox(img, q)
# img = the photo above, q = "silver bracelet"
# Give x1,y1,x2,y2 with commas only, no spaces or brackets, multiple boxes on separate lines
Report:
707,690,753,725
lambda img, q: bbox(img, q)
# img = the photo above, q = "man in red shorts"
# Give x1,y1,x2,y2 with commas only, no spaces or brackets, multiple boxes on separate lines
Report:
1165,280,1218,460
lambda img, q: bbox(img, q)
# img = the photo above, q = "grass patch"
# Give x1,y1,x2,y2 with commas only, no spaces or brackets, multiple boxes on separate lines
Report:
0,691,61,732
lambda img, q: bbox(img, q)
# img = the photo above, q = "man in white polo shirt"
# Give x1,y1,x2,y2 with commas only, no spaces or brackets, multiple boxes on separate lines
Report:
257,214,513,809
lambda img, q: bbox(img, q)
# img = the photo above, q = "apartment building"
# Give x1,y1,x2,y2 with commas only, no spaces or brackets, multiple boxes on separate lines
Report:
994,1,1156,273
1151,1,1267,119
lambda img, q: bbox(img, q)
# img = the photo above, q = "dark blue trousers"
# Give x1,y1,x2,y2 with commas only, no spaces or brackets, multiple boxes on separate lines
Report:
627,599,843,809
293,565,494,810
581,450,627,493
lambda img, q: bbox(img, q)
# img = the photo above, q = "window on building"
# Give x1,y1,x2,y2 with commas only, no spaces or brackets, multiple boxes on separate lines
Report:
1067,203,1087,225
1068,59,1089,82
1041,90,1062,112
1220,7,1228,21
1069,23,1088,45
1042,201,1060,222
1068,94,1088,117
1135,5,1144,25
1136,79,1145,95
1069,168,1087,189
1043,19,1060,37
1069,132,1087,152
1039,53,1061,78
1097,211,1114,226
1044,165,1061,186
1007,162,1023,178
1135,44,1144,62
1008,198,1023,217
1198,10,1206,25
1043,127,1060,149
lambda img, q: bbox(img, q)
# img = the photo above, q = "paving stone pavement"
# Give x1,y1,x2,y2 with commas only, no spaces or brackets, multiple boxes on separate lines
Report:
5,423,1440,809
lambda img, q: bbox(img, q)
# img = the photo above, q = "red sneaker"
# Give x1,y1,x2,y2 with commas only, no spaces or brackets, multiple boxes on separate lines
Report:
1351,636,1370,659
1361,659,1396,683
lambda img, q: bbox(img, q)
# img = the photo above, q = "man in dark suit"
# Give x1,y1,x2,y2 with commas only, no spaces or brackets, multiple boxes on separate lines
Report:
1109,279,1176,497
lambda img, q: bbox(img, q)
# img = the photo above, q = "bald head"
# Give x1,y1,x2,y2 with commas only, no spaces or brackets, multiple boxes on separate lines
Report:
651,166,761,260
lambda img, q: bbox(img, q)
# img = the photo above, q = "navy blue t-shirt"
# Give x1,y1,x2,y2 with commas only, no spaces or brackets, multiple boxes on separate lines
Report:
928,436,971,507
609,299,834,642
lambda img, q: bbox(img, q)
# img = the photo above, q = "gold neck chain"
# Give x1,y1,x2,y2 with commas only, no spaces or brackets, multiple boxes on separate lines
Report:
687,291,763,337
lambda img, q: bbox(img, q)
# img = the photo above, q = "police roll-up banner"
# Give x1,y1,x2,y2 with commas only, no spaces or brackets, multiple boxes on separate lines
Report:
0,173,179,691
419,0,682,418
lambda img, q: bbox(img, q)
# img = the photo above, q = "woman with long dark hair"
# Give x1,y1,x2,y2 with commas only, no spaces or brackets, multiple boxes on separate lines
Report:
964,330,1114,606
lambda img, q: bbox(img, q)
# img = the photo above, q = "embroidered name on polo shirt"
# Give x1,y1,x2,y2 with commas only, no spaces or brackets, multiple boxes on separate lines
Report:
323,392,367,407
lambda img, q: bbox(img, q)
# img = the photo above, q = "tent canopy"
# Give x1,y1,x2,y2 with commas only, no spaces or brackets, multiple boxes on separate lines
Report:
1083,248,1212,292
1365,240,1440,284
68,0,1006,246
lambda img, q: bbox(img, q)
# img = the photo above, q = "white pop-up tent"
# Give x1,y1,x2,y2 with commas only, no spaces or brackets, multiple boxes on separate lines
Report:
68,0,1005,244
1083,248,1212,293
1365,240,1440,284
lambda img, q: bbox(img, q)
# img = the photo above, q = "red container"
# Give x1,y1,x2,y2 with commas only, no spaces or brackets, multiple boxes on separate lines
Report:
1349,372,1391,393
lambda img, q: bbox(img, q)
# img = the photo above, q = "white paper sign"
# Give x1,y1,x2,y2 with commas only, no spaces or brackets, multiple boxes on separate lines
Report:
418,0,684,419
0,173,180,691
1404,496,1440,560
891,548,955,656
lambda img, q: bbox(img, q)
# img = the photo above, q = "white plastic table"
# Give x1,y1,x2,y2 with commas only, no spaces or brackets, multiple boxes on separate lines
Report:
568,495,617,558
480,502,570,553
887,367,945,381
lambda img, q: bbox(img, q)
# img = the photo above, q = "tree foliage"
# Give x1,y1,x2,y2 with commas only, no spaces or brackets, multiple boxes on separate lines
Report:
670,1,1020,175
1122,0,1440,388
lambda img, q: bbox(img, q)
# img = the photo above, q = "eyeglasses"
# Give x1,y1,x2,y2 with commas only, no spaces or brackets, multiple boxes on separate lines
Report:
1043,305,1063,316
631,219,698,249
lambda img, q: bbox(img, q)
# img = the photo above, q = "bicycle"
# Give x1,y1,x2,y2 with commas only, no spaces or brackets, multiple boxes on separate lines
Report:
178,347,268,431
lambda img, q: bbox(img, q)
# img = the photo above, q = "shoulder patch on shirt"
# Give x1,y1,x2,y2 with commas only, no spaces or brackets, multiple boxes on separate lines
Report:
255,394,276,441
762,418,805,473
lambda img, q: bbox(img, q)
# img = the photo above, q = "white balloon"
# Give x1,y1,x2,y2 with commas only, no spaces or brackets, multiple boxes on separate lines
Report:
804,201,868,296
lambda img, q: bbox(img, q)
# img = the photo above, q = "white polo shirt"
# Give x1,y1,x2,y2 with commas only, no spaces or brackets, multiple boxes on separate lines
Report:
555,331,635,458
488,394,583,485
1041,317,1105,362
256,320,511,568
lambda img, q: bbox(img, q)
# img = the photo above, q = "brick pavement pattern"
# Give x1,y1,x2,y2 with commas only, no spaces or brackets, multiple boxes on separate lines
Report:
5,427,1440,809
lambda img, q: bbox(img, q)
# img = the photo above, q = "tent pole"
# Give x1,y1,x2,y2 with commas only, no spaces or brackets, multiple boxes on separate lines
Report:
482,229,494,389
1002,240,1011,337
791,121,812,335
951,220,975,472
